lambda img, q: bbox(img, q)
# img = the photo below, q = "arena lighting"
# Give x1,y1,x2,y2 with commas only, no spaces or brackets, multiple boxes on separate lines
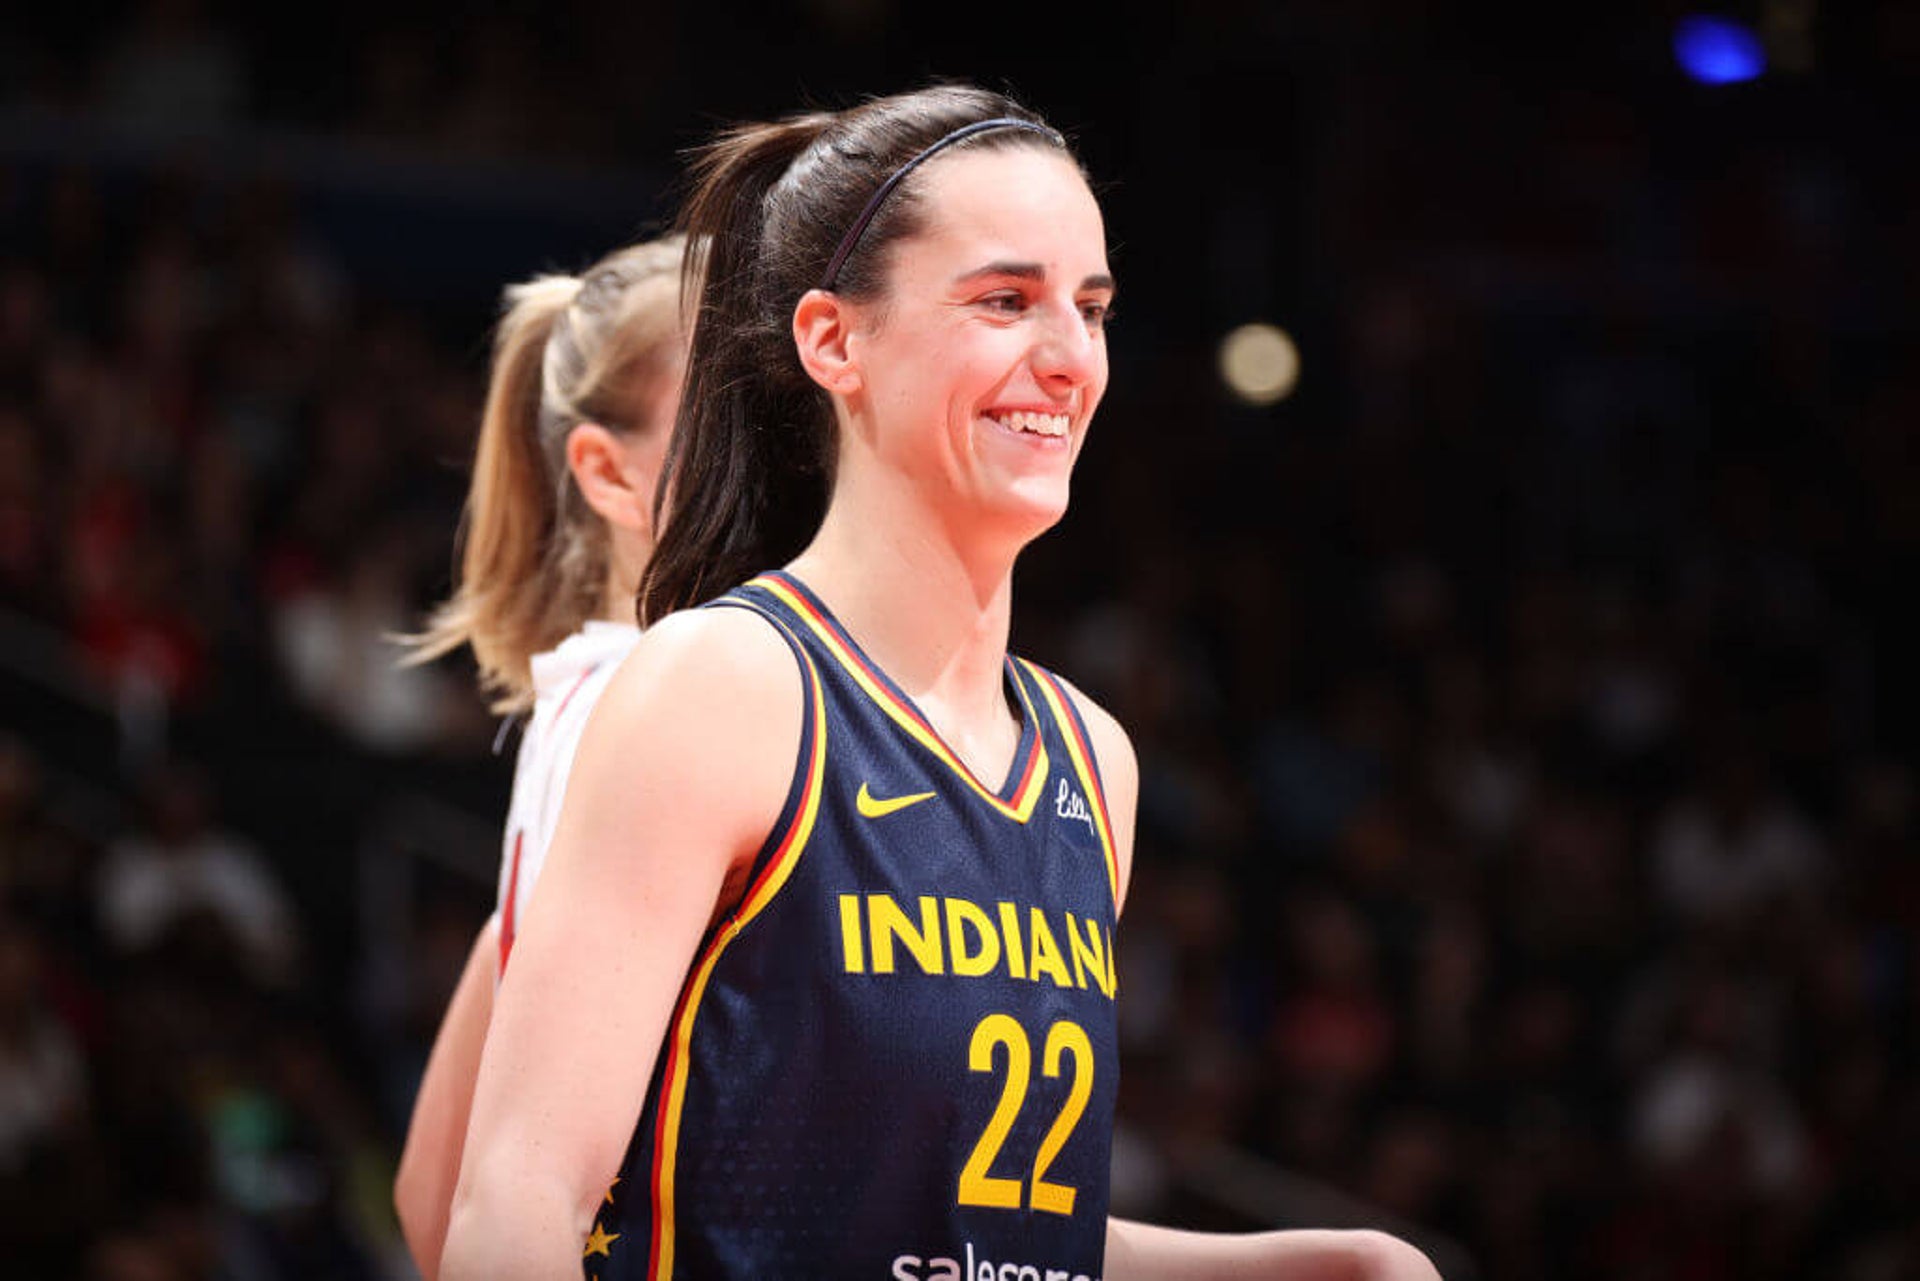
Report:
1219,322,1301,406
1674,14,1768,84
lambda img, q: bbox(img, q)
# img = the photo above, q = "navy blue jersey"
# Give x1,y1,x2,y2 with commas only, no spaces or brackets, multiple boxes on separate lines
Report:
588,571,1121,1281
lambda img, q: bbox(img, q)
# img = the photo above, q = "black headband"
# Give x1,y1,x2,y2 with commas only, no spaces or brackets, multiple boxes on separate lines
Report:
817,117,1063,292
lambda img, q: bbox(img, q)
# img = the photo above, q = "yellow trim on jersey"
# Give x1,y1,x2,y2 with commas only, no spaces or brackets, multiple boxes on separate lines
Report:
1018,659,1120,911
649,640,828,1279
752,575,1049,823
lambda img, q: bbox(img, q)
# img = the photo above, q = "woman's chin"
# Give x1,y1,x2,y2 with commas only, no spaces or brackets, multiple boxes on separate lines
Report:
975,477,1072,547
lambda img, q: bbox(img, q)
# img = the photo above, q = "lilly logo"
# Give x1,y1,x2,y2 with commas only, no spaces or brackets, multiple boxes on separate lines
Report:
1056,778,1096,835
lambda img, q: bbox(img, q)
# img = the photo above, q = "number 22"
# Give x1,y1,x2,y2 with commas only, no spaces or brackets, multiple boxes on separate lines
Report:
958,1014,1095,1216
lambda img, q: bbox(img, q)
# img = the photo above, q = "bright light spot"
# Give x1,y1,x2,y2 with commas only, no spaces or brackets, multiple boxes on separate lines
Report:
1219,323,1300,406
1674,15,1767,84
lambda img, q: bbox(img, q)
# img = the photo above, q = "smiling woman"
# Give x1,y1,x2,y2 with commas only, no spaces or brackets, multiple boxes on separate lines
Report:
437,84,1438,1281
792,143,1114,560
635,90,1109,621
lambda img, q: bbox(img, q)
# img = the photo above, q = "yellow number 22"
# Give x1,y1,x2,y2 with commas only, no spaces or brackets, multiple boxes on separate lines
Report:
958,1015,1095,1216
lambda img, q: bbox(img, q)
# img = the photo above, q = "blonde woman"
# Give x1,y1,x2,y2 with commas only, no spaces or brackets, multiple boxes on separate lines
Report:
394,236,687,1278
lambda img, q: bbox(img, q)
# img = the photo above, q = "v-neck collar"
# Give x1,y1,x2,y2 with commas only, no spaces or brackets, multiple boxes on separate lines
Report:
752,571,1050,822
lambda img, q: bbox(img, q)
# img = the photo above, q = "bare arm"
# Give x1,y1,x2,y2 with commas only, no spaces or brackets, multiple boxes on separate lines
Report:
394,917,497,1279
438,609,802,1281
1107,1221,1442,1281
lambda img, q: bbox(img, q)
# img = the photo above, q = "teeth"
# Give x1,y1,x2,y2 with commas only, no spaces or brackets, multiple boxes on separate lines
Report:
993,411,1070,438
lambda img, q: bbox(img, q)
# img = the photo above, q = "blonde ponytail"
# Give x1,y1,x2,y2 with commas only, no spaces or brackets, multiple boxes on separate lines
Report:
407,237,686,711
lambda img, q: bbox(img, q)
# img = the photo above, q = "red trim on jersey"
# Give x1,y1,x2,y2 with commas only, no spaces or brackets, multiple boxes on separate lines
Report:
496,665,599,976
753,573,1049,819
552,666,598,725
767,576,942,742
1025,663,1122,908
1007,718,1045,800
498,829,525,973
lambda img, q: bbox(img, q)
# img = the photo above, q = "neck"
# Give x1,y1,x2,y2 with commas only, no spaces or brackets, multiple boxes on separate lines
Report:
598,529,651,625
788,484,1021,727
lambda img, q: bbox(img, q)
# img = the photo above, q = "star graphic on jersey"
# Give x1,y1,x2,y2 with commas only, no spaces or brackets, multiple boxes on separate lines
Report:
584,1223,621,1258
604,1176,620,1205
856,781,936,818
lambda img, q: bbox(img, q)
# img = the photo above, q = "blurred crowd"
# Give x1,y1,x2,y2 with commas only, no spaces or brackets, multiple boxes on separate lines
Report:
4,3,1919,1280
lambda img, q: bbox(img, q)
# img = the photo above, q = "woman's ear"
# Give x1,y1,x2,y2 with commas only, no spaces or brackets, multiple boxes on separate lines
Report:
792,289,864,396
566,423,652,535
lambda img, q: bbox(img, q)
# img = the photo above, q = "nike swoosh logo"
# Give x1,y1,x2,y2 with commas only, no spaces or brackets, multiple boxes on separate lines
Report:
856,782,936,819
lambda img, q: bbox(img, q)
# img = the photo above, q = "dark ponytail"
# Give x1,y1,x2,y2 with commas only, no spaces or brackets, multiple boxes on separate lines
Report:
639,85,1069,624
639,113,836,625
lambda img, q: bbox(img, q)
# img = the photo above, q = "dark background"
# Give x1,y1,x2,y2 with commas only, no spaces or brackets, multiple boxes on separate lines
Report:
2,2,1916,1278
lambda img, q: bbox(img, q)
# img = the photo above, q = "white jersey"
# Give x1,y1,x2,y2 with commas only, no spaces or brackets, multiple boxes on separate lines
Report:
494,620,640,972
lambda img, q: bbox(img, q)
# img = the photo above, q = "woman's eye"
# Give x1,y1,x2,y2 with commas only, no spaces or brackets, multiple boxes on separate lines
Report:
1081,300,1113,329
981,293,1026,314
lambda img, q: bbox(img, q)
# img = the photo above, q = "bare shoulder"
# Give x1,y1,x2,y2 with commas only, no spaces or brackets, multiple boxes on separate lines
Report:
1047,672,1139,910
587,603,805,758
571,602,807,868
602,602,802,713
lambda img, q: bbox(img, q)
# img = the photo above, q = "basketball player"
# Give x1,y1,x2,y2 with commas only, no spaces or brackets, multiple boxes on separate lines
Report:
441,87,1438,1280
393,237,688,1278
